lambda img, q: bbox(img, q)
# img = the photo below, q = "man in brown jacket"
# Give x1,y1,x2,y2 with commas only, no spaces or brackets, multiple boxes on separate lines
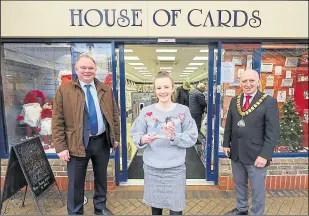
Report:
52,54,120,215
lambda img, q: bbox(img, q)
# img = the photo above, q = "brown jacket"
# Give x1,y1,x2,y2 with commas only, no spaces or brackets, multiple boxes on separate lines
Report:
52,78,120,157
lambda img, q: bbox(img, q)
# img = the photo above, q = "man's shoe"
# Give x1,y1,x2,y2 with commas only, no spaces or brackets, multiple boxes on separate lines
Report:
224,208,248,215
94,207,113,215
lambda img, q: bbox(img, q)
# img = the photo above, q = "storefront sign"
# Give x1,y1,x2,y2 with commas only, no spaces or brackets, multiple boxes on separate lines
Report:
70,8,261,28
1,1,308,38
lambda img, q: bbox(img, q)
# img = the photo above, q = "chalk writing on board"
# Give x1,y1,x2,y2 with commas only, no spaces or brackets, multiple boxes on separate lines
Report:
13,137,55,198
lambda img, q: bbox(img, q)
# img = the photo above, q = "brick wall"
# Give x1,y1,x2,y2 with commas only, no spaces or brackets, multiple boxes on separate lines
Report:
219,158,308,190
1,158,116,191
2,157,307,191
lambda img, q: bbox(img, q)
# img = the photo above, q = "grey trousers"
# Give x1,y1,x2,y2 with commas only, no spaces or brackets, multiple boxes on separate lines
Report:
231,160,266,215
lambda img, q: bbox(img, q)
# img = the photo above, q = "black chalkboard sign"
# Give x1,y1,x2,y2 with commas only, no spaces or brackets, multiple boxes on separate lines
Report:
1,137,56,202
1,148,27,203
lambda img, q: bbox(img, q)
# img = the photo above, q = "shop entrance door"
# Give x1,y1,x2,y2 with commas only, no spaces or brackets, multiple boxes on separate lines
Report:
112,41,221,185
204,43,222,184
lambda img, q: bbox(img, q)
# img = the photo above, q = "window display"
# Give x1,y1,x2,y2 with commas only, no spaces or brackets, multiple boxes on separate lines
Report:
37,100,53,151
219,43,308,153
17,90,46,136
260,44,308,152
220,44,260,130
278,96,304,152
1,43,112,154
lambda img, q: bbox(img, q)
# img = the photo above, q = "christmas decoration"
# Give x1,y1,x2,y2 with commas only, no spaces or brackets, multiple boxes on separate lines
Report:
37,101,53,150
57,70,72,85
279,96,304,152
17,90,46,137
104,59,112,86
104,72,112,86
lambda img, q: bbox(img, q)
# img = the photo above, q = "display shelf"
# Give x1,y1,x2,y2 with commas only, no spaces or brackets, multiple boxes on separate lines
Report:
125,79,138,113
127,148,137,169
195,127,207,168
194,144,206,168
126,122,137,168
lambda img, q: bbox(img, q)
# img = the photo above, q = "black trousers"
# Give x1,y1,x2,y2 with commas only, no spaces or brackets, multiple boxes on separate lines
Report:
67,133,110,215
191,113,202,132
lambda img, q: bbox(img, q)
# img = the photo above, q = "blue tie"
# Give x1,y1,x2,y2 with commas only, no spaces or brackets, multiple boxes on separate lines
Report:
85,85,98,135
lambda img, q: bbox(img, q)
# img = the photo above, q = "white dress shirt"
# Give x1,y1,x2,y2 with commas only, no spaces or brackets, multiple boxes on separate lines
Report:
79,80,105,136
242,90,257,106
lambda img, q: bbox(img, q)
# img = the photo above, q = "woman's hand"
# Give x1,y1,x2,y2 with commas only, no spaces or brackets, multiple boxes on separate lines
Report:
141,133,158,144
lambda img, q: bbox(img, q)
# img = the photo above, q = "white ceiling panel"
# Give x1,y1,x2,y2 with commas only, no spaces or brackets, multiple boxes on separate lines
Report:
122,45,209,83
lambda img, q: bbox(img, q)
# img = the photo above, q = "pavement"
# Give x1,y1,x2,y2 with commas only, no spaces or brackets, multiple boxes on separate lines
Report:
1,186,308,215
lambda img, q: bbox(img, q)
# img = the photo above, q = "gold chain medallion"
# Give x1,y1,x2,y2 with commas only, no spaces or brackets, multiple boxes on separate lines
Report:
236,94,268,127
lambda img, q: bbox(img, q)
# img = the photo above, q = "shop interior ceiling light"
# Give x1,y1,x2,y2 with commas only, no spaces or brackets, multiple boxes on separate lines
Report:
128,63,144,66
160,67,172,69
189,63,204,66
185,67,198,69
193,56,208,60
124,56,140,60
199,49,217,53
157,56,176,61
156,49,177,52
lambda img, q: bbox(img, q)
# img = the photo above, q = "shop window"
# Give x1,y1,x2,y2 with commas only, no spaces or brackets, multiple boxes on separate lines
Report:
260,44,308,153
219,44,261,153
0,43,112,155
71,43,113,84
218,43,308,154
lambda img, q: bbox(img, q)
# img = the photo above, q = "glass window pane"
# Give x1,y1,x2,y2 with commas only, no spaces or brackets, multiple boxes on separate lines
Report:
1,43,112,155
219,44,261,153
261,43,308,153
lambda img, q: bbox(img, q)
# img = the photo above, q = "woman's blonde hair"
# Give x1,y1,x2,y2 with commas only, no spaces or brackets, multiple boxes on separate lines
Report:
154,71,176,102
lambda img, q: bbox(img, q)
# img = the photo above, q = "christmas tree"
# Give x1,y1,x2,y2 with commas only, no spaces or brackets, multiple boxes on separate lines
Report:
279,96,304,152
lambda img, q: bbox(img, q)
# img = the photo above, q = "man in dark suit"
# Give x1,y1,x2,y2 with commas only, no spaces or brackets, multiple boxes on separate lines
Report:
223,69,280,215
52,55,120,215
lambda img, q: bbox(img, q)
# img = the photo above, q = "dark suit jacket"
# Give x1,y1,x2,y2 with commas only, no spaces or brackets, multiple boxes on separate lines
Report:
189,89,207,114
223,90,280,165
176,86,189,107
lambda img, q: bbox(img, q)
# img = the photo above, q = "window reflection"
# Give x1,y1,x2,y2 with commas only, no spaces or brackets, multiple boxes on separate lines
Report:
261,44,308,153
1,43,112,154
219,43,308,153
